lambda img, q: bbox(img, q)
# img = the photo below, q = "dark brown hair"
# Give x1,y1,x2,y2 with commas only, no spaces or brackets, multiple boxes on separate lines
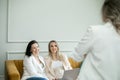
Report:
25,40,39,57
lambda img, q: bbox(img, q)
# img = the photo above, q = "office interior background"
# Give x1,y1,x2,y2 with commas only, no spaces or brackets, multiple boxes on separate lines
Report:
0,0,104,80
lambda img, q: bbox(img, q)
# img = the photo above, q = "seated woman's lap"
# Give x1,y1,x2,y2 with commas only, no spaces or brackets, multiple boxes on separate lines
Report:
26,77,47,80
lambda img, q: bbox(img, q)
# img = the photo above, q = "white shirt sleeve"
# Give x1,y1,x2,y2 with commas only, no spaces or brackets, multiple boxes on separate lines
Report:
71,26,94,62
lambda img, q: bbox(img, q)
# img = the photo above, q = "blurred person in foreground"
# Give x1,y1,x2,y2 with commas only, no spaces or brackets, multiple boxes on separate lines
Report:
71,0,120,80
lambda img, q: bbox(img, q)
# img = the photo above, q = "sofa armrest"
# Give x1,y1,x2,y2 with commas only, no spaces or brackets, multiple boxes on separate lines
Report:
5,60,20,80
68,57,82,68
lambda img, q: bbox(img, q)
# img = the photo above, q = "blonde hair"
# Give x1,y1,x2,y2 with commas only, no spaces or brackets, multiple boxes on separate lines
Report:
48,40,60,60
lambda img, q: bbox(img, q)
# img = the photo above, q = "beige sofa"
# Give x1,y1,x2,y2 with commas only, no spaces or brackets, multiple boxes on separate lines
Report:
5,58,81,80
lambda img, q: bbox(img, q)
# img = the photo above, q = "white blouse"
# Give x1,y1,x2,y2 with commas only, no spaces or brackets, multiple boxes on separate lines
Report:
51,60,64,78
51,60,63,68
21,55,48,80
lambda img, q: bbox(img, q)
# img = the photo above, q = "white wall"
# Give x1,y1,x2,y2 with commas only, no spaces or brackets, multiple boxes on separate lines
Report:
8,0,103,42
0,0,104,80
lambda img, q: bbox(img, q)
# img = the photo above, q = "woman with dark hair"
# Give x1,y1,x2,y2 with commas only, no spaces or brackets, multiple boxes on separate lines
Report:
71,0,120,80
21,40,48,80
44,40,72,80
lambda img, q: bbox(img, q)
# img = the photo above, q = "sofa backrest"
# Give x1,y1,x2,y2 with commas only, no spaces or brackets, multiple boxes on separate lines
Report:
13,60,23,78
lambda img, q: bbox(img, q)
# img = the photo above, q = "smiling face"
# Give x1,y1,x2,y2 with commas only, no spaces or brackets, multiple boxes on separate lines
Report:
31,43,40,56
48,40,59,55
50,42,58,54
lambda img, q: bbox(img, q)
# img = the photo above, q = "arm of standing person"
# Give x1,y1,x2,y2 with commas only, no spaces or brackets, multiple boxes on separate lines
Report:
71,26,94,62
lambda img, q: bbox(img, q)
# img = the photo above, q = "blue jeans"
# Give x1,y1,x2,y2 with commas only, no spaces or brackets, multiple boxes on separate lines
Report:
26,77,48,80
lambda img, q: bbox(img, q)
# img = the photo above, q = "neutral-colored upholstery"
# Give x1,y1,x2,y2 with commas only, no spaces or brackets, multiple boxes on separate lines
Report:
5,58,81,80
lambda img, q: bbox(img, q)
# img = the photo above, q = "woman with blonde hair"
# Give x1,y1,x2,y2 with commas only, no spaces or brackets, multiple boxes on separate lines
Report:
45,40,72,80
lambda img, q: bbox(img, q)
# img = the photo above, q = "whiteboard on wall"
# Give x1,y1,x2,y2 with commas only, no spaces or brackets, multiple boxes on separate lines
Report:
8,0,104,42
